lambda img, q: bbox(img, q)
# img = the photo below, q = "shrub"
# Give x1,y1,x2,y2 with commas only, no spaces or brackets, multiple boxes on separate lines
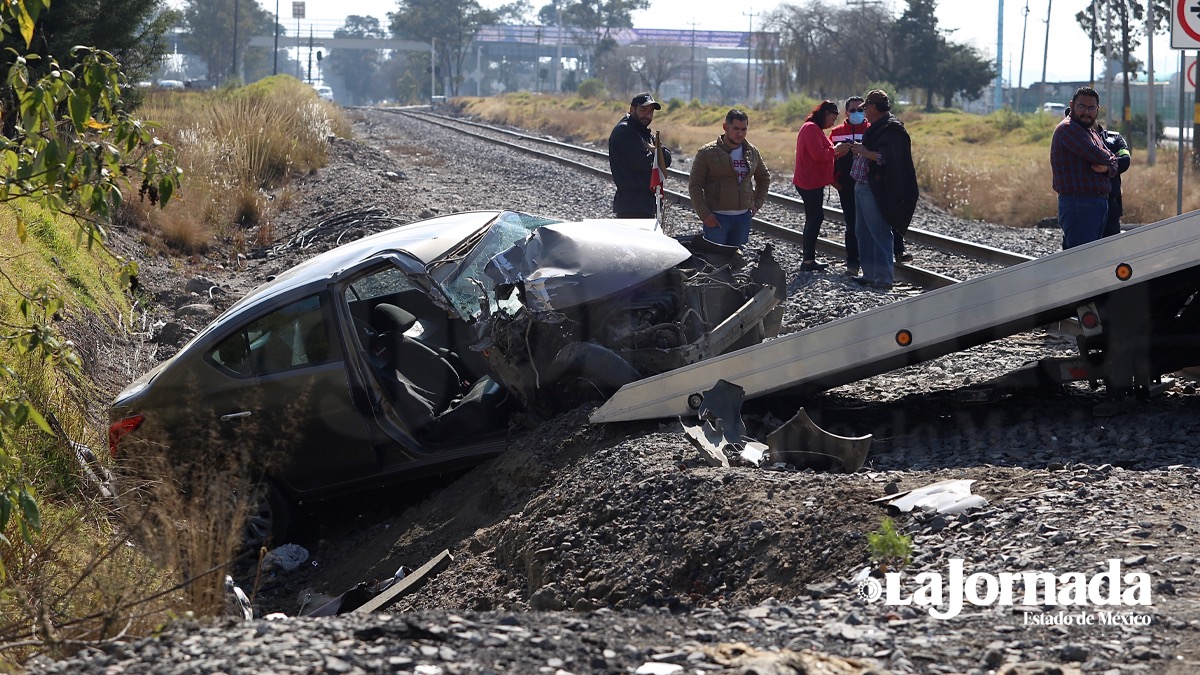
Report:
867,517,913,569
774,95,817,127
577,78,606,99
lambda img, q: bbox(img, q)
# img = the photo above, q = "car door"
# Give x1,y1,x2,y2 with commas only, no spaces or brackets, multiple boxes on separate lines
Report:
202,291,379,495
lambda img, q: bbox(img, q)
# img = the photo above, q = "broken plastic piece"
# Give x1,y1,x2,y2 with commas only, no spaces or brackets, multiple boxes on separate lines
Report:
874,478,989,516
765,408,872,473
680,380,766,467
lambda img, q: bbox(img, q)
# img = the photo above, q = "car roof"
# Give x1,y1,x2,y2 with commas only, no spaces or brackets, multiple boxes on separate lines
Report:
212,210,502,328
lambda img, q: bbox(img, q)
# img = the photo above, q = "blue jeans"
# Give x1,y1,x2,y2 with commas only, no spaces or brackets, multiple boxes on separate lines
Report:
854,182,894,286
1058,195,1108,249
704,211,752,246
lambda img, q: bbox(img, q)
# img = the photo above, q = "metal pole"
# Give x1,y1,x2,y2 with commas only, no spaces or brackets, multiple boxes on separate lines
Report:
1089,0,1097,85
233,0,240,81
994,0,1004,111
1178,50,1184,216
297,18,301,80
1146,0,1156,166
1038,0,1052,106
307,26,313,83
743,10,756,102
689,20,697,101
431,37,436,101
1016,0,1029,111
273,0,279,75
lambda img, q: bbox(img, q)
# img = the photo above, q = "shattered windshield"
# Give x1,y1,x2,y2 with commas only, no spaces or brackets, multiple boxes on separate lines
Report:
435,211,559,319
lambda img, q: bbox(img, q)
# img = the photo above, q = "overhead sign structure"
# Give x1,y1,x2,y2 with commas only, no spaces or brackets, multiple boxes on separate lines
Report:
1172,0,1200,48
292,2,305,20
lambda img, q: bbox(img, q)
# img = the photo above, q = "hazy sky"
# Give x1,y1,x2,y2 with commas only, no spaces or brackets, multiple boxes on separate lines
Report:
245,0,1183,84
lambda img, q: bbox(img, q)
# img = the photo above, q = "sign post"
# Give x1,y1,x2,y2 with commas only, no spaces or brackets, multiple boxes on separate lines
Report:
1170,0,1200,213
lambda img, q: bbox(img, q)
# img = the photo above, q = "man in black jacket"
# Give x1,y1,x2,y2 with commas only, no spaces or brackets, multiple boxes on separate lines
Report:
1098,125,1131,238
608,92,672,218
838,89,919,290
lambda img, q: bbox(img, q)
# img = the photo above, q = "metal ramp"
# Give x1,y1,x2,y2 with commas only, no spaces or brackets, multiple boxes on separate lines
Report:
591,210,1200,423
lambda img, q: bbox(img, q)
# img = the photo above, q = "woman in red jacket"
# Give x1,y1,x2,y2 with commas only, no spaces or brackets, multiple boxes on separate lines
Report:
792,100,847,271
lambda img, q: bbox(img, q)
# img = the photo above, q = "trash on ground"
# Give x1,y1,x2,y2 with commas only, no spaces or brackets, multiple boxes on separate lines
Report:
224,575,253,620
873,478,989,515
765,407,871,473
681,380,768,467
260,543,310,573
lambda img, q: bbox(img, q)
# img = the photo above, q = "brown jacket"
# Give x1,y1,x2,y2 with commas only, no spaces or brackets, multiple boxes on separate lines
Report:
688,135,771,220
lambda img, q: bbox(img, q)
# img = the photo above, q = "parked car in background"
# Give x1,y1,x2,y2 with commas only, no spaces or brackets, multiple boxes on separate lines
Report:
314,85,334,101
108,210,785,545
157,79,184,90
1042,102,1066,116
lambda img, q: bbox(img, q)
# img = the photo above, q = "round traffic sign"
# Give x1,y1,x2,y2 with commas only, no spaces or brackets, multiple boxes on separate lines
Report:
1190,59,1198,89
1178,0,1200,43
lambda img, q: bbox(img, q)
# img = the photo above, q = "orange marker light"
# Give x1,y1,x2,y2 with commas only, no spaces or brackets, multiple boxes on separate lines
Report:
896,329,913,347
1115,263,1133,281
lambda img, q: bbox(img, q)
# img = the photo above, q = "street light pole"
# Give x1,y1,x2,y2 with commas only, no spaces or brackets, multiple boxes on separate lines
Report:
689,20,697,102
233,0,240,81
742,10,756,103
273,0,279,75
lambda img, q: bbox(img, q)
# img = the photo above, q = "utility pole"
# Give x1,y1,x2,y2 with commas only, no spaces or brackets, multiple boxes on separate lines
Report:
1146,0,1156,166
994,0,1004,111
743,10,757,103
273,0,279,75
688,19,698,102
1016,0,1029,111
430,37,436,102
1038,0,1051,107
307,26,314,83
233,0,240,82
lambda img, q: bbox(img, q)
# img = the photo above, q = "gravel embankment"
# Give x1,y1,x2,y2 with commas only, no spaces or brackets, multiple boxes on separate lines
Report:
30,107,1200,675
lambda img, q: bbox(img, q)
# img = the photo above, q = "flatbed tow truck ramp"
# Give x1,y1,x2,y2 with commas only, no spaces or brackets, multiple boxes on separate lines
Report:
591,210,1200,424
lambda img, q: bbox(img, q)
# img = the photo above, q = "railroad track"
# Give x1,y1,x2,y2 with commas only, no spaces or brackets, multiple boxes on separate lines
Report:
385,108,1038,290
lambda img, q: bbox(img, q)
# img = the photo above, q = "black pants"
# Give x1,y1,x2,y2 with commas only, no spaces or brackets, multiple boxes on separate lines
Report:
837,187,859,265
795,186,825,261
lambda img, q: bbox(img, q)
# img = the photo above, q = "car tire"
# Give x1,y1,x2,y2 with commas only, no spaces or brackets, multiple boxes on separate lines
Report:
243,482,293,552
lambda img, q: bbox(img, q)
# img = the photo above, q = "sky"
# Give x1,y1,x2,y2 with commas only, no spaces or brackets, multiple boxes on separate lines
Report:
255,0,1181,85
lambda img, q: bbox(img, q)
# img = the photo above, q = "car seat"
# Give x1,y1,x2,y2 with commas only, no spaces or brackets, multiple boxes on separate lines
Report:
372,303,463,413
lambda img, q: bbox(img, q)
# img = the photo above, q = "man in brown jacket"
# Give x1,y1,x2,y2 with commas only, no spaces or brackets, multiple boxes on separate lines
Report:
688,109,771,246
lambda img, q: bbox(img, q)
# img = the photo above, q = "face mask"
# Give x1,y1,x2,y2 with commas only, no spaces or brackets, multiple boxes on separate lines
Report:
849,111,866,125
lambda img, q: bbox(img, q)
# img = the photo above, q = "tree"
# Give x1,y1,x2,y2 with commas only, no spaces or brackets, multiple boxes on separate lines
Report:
707,60,749,105
390,0,498,96
0,0,177,85
631,43,688,94
181,0,275,82
935,40,995,108
0,0,181,570
537,0,648,76
1076,0,1170,134
761,0,902,101
327,16,386,105
895,0,941,110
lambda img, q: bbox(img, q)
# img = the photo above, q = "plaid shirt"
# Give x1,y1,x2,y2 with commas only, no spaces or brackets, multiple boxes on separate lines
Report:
1050,116,1117,196
850,151,883,183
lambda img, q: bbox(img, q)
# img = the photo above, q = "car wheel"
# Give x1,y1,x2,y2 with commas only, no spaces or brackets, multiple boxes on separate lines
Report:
243,482,292,552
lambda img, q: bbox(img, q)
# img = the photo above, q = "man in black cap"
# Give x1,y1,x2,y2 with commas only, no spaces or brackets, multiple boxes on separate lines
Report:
608,92,672,218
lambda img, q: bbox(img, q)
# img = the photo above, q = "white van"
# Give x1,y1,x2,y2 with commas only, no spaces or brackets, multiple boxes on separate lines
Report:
1041,102,1066,115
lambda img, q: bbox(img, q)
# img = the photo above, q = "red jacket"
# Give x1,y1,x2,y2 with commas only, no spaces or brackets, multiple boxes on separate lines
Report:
828,119,870,191
791,120,836,190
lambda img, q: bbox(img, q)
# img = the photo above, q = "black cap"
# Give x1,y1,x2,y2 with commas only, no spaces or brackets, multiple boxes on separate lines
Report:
631,93,661,110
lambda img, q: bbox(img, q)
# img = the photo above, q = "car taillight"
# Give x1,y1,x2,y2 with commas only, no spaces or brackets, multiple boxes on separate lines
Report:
108,415,145,457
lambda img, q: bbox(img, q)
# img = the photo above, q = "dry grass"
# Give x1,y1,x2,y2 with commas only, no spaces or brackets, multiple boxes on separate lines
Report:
454,94,1200,228
130,76,349,254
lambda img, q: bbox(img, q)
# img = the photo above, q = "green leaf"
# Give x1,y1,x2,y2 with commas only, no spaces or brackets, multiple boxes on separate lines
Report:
68,91,91,132
158,176,174,205
18,490,40,532
0,495,10,532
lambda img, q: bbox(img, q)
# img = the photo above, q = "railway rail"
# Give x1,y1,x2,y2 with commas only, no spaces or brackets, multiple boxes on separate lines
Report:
383,108,1039,290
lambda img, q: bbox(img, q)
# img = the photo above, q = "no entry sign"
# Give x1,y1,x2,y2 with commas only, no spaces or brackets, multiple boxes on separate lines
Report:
1173,0,1200,48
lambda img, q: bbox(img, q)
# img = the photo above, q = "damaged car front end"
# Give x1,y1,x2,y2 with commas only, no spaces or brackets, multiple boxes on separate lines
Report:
464,221,786,415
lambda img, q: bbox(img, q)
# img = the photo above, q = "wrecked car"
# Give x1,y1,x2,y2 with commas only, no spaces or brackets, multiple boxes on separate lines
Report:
108,210,784,540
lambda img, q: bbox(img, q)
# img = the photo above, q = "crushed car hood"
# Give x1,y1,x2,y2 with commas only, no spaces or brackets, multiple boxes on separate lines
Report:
483,222,692,312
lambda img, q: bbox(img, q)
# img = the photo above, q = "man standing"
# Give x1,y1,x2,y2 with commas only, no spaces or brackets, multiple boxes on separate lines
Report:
1098,125,1131,238
608,92,672,218
839,90,918,290
688,109,771,247
1050,86,1118,248
829,96,868,275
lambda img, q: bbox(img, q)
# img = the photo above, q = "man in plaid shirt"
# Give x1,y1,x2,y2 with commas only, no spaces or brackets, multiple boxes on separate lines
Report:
1050,86,1118,249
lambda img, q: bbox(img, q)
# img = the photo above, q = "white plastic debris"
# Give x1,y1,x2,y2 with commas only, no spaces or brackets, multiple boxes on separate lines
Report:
878,479,989,516
635,664,684,675
224,575,253,620
260,543,310,572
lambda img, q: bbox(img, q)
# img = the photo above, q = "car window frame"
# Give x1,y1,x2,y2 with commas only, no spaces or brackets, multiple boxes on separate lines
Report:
206,291,340,379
